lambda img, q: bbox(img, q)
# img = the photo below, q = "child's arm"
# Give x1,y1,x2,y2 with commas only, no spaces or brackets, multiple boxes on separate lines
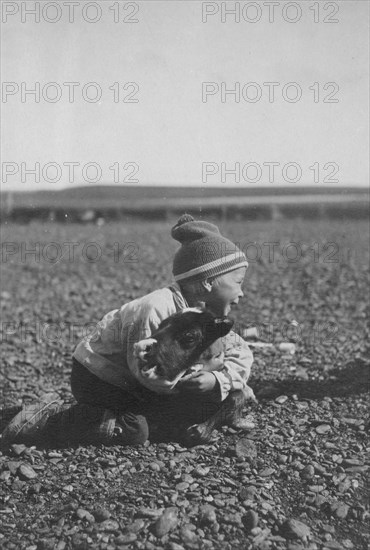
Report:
211,330,253,401
125,307,183,394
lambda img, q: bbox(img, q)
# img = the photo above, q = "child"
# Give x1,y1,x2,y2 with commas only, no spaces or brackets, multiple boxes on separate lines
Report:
3,215,254,448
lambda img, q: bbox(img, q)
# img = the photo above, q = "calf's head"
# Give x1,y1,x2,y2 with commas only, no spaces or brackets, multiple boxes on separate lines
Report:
135,309,233,382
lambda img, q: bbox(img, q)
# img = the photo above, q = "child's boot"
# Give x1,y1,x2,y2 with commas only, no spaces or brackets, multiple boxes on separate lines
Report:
1,402,149,448
0,400,67,448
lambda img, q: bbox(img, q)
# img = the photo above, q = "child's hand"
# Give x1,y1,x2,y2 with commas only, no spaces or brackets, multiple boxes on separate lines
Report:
176,371,217,394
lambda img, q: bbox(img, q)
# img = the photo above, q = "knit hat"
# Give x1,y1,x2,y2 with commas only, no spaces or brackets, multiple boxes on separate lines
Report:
172,214,248,283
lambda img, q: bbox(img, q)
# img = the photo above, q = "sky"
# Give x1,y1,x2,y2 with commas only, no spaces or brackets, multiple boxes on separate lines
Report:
1,0,369,191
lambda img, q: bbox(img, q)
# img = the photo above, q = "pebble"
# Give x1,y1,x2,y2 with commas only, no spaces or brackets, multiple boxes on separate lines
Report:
176,482,189,491
93,507,111,522
115,533,137,544
275,395,289,404
192,465,210,477
18,464,37,480
239,485,257,500
38,539,56,550
278,343,296,354
244,510,259,531
126,519,145,533
148,461,161,472
342,540,354,549
316,425,331,435
76,509,95,523
235,438,257,459
342,458,364,467
200,504,217,524
180,525,198,546
333,503,350,519
243,327,259,339
152,507,178,538
301,465,315,480
6,461,20,475
307,485,325,493
259,467,275,477
137,507,164,520
168,543,185,550
10,444,27,456
282,519,311,540
98,519,120,532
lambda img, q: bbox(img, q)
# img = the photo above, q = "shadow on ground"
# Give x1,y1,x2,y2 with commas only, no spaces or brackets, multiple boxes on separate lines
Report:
254,359,369,400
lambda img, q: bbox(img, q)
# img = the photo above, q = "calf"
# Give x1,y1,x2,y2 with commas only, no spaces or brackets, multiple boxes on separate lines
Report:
134,308,233,384
134,308,256,445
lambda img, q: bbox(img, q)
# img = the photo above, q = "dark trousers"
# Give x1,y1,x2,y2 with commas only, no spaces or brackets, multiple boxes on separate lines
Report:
70,359,224,440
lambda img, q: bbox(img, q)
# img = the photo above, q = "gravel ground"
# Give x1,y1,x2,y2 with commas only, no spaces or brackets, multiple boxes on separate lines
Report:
0,219,369,550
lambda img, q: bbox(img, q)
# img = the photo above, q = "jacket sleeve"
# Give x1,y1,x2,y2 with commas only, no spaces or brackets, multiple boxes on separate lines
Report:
212,331,254,401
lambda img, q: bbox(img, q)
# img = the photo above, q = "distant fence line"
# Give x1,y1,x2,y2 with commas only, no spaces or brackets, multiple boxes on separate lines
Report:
0,195,369,224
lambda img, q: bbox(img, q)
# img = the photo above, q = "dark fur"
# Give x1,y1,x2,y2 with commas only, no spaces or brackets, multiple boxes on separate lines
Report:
141,309,233,381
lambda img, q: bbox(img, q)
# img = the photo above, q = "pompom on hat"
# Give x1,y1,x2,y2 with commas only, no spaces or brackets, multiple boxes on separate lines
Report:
172,214,248,283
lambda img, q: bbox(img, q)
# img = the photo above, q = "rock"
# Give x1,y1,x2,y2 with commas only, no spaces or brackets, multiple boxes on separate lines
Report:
149,462,161,472
342,540,354,549
235,438,257,459
137,507,164,519
0,470,11,481
168,543,185,550
192,465,210,477
221,513,243,526
18,464,37,480
278,343,296,354
307,485,325,493
344,465,368,473
334,503,349,519
342,458,364,467
301,465,315,480
126,519,145,533
152,507,178,538
315,425,331,434
176,481,189,491
259,467,275,477
200,504,217,524
239,485,257,500
275,395,289,404
10,444,27,456
76,509,95,523
38,539,56,550
179,525,198,546
243,327,259,339
93,507,111,522
115,533,137,544
6,461,21,475
282,519,311,540
98,519,120,532
244,510,259,531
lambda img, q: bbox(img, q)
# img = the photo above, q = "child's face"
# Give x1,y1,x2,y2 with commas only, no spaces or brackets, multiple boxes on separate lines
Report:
205,267,246,317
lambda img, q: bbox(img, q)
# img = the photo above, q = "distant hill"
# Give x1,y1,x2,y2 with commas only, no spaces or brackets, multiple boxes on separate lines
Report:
1,185,368,210
1,185,368,223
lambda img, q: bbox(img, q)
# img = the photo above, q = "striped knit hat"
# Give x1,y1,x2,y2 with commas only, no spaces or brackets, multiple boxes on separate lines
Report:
172,214,248,283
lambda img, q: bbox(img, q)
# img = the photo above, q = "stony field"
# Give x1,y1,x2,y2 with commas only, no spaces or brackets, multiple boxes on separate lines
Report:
0,218,369,550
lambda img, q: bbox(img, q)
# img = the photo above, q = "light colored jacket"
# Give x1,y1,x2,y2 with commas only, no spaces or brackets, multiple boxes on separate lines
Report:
73,283,253,401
